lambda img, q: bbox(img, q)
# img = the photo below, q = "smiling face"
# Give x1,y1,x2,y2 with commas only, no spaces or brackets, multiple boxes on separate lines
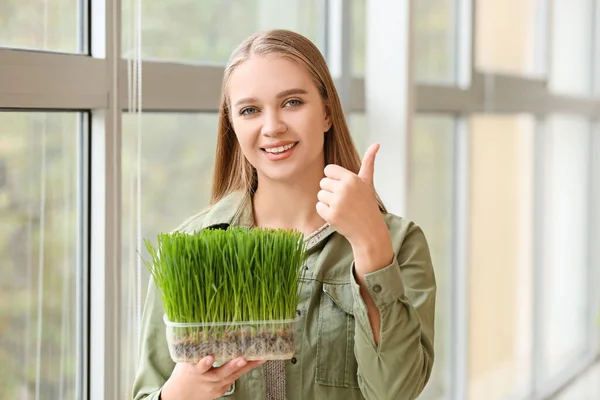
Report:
227,55,331,184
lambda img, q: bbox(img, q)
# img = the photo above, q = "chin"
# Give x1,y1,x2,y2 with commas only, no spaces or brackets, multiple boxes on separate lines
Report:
265,171,302,183
259,166,304,183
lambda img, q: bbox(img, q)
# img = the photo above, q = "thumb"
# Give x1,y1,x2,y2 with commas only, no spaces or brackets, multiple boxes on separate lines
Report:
358,143,380,182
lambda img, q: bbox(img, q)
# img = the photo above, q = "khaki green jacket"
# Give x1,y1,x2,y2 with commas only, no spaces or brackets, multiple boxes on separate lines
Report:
132,192,436,400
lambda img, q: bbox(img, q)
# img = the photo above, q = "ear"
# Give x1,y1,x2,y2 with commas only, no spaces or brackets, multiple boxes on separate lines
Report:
323,104,332,132
324,116,332,132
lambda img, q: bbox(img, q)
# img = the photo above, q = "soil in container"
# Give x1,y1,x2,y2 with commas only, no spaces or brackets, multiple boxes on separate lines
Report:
170,328,296,363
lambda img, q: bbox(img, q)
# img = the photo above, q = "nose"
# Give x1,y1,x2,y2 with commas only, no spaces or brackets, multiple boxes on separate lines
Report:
261,110,287,137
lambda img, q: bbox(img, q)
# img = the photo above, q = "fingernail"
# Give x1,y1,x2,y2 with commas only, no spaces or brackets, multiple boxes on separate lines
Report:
205,356,214,366
237,359,247,367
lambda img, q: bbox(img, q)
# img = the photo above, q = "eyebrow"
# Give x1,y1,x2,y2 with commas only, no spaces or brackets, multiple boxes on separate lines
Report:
233,88,308,107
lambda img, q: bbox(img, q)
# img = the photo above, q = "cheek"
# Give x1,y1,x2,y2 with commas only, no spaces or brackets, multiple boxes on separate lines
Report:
235,137,257,164
293,112,326,139
307,119,327,148
232,122,257,153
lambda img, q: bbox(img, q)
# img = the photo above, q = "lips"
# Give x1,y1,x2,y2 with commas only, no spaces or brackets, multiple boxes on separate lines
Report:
262,142,297,154
260,141,298,161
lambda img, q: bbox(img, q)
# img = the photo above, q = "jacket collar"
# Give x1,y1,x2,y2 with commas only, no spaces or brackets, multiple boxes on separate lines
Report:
201,190,335,250
201,191,254,229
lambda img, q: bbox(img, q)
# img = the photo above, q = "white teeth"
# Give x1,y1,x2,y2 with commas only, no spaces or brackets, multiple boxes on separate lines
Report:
264,142,296,154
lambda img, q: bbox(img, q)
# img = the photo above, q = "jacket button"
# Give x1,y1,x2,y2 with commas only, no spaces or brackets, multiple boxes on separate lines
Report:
373,284,382,293
291,357,297,364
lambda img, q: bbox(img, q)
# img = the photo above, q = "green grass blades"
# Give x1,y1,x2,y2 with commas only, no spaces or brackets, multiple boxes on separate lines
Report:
142,227,306,324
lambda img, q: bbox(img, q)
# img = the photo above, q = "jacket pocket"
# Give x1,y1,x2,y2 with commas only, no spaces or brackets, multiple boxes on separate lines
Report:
316,282,360,388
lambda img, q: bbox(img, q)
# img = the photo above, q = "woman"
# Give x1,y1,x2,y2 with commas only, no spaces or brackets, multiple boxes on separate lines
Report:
133,29,436,400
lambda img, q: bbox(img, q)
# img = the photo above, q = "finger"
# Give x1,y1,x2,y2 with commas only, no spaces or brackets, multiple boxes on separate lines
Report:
317,189,334,206
204,357,247,382
319,177,340,192
324,164,353,180
358,143,380,183
316,201,331,221
193,355,215,374
224,360,266,383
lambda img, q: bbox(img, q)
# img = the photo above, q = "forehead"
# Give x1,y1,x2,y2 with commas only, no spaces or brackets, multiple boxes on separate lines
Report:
228,55,317,101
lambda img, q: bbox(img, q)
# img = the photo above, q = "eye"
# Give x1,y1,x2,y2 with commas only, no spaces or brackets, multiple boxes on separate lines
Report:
239,107,258,116
284,99,303,108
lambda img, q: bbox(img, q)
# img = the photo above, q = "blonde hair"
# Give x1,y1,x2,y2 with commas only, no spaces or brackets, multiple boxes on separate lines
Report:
211,29,386,213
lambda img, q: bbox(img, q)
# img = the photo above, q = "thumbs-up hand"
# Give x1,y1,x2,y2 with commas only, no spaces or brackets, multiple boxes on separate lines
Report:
316,144,392,268
357,142,379,183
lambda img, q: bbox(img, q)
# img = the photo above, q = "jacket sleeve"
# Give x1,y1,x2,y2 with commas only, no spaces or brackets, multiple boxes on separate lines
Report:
349,222,436,400
132,277,176,400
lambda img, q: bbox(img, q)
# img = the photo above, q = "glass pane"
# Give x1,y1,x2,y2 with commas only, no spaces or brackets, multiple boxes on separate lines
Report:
414,0,457,83
0,112,80,399
476,0,541,76
407,115,454,399
120,113,218,397
541,116,590,379
549,0,594,94
123,0,325,63
468,115,535,399
351,0,366,75
0,0,84,53
353,0,457,82
347,113,368,155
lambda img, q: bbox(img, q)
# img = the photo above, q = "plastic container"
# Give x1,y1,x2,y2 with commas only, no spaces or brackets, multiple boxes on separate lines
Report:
164,315,297,363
